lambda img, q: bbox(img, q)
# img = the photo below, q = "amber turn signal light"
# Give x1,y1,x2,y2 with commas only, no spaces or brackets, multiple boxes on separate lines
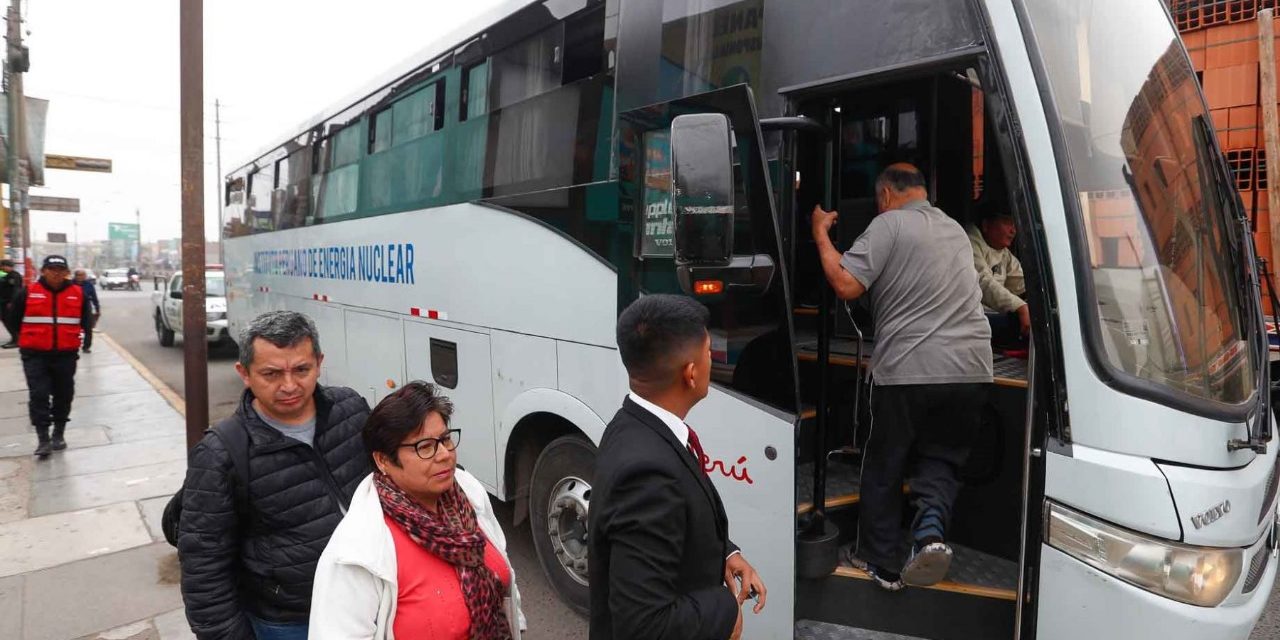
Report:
693,280,724,295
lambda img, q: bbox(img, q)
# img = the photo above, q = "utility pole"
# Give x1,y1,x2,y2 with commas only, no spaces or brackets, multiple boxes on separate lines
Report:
215,98,224,266
180,0,209,448
215,99,222,212
1261,10,1280,307
4,0,27,280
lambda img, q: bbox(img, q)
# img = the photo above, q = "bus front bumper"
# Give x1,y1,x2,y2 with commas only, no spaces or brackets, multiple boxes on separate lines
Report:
1036,527,1277,640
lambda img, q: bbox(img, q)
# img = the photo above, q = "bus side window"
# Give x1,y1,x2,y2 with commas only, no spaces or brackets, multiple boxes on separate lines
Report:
222,175,248,238
249,165,275,233
490,24,563,111
392,85,437,145
370,108,393,154
277,147,310,230
562,4,605,85
433,79,447,131
461,62,489,122
319,125,362,219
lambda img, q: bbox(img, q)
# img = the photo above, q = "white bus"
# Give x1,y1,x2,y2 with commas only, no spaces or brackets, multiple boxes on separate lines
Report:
220,1,1279,637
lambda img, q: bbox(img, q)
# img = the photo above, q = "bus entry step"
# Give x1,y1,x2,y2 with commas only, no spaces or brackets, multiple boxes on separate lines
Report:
796,620,928,640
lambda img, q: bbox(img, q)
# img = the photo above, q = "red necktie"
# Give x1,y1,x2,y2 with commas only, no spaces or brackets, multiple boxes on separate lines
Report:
686,426,707,472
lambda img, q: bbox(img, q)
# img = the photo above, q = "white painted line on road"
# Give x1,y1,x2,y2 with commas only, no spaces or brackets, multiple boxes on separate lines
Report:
99,332,187,419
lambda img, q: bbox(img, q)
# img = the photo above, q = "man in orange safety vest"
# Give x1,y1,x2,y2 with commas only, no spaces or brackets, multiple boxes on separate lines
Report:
5,255,93,457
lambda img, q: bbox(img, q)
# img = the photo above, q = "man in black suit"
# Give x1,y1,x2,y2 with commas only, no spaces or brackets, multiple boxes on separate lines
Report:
589,294,767,640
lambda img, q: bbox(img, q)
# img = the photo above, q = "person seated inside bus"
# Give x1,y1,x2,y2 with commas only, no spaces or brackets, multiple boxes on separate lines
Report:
811,163,993,591
967,210,1028,348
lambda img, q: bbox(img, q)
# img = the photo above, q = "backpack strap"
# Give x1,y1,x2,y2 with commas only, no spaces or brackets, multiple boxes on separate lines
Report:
207,420,252,524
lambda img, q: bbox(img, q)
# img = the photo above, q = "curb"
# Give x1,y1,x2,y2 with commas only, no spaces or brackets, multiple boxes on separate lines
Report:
99,333,187,418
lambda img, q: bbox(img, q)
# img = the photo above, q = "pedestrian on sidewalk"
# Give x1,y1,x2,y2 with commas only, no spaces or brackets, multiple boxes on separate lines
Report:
309,382,526,639
177,310,372,640
74,269,100,353
5,255,92,457
0,258,22,348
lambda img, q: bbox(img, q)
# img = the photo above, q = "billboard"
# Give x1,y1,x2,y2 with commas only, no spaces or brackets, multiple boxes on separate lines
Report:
108,222,139,263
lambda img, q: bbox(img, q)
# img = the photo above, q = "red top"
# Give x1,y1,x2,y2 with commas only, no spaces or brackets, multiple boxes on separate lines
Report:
385,514,512,640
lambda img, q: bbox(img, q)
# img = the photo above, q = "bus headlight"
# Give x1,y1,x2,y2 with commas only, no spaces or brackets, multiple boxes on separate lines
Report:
1047,501,1243,607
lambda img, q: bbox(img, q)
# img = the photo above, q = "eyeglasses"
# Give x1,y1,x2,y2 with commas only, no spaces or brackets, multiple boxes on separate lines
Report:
398,429,461,460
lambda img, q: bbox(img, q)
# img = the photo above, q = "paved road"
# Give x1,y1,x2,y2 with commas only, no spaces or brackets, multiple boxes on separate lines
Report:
94,289,243,423
91,289,1280,638
93,288,588,639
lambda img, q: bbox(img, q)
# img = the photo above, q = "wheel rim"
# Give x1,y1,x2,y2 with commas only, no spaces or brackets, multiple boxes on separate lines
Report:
546,475,591,586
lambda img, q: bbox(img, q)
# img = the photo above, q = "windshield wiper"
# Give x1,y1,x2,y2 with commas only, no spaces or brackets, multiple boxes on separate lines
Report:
1193,115,1271,453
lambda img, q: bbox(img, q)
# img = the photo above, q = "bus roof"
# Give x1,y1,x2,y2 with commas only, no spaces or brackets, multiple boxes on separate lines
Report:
234,0,537,173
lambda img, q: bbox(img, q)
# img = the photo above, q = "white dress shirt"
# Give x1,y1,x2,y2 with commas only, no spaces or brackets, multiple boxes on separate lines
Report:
628,392,689,449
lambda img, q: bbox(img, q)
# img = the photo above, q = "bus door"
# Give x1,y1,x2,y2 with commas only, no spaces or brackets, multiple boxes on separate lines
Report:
617,84,801,639
773,57,1044,639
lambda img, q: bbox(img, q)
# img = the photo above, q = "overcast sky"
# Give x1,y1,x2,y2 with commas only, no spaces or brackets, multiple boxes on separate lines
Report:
21,0,506,244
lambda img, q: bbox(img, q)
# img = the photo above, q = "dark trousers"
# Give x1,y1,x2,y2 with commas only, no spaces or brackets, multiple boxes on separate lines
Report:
855,382,990,572
83,314,97,350
1,303,17,343
21,352,78,428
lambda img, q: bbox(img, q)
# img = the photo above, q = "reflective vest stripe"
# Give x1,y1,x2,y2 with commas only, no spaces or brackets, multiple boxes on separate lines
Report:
21,316,79,324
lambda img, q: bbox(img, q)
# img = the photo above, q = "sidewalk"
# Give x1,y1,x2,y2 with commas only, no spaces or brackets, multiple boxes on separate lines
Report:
0,334,196,640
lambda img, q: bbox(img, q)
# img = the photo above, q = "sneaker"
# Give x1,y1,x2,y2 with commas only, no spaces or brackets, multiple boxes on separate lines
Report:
865,563,904,591
845,547,903,592
902,540,954,586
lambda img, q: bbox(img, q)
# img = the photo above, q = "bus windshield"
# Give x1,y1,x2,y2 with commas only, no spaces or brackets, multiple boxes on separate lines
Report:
1024,0,1257,406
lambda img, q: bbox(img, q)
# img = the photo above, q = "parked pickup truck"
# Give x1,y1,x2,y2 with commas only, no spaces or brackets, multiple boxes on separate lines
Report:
152,266,232,347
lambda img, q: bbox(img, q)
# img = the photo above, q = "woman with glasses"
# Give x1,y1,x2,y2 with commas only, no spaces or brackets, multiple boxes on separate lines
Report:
310,381,525,639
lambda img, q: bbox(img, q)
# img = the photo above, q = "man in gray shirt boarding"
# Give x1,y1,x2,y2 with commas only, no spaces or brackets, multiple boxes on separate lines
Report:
810,163,993,591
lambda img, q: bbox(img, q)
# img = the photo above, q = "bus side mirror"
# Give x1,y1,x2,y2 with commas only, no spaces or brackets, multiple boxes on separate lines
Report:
670,113,735,267
669,113,774,298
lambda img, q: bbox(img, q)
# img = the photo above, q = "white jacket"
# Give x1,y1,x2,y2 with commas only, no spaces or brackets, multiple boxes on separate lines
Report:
966,223,1026,314
309,471,526,639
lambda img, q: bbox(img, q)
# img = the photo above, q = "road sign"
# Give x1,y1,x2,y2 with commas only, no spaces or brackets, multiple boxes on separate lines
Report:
109,222,140,262
45,154,112,173
28,195,79,212
46,232,66,243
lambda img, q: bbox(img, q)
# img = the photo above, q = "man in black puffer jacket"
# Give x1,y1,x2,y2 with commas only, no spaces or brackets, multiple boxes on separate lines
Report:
177,311,372,639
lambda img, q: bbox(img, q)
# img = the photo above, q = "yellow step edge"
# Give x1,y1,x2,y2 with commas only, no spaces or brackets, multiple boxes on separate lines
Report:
794,307,819,316
796,484,908,515
796,493,862,514
832,566,1018,602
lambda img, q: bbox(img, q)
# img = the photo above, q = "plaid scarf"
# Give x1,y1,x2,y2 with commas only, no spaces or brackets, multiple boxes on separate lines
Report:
374,471,512,640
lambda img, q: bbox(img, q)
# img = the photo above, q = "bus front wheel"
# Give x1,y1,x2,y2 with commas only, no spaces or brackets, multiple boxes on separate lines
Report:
529,435,596,615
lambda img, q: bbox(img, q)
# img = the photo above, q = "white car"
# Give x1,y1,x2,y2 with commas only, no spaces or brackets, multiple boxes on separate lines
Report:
151,268,231,347
99,268,131,290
